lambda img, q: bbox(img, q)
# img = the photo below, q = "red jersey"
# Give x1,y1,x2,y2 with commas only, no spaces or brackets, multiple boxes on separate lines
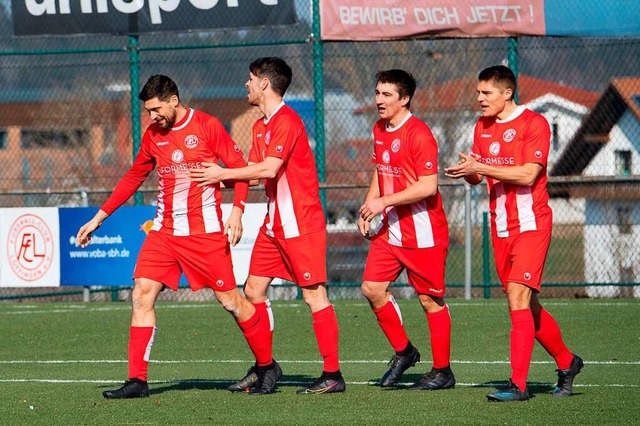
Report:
248,103,325,239
101,108,248,236
371,114,448,248
471,106,553,238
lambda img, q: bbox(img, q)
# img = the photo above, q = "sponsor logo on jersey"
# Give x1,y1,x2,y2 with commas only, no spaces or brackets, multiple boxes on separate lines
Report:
276,145,284,153
233,144,241,153
216,279,224,287
375,140,384,145
265,130,271,145
303,272,311,281
524,272,531,281
382,150,391,164
535,150,543,159
503,128,516,143
481,133,492,138
425,161,433,170
489,142,501,156
156,141,169,146
257,133,263,138
7,214,54,282
172,149,184,163
184,135,199,149
391,138,401,153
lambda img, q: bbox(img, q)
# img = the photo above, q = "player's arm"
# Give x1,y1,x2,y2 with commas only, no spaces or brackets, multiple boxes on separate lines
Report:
360,174,437,222
78,139,155,247
445,152,541,186
357,172,380,237
192,157,284,186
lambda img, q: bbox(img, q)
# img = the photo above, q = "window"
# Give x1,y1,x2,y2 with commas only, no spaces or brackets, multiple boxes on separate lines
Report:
616,206,632,235
21,129,89,149
0,130,6,149
614,150,632,176
551,121,559,151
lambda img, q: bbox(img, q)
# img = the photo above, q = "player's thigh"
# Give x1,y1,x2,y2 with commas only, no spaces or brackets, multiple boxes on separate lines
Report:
174,233,238,292
507,229,552,292
403,243,448,298
249,230,293,281
363,237,404,284
134,231,182,289
278,230,327,286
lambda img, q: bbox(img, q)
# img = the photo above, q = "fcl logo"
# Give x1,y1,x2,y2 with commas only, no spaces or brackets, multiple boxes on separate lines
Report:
7,214,54,281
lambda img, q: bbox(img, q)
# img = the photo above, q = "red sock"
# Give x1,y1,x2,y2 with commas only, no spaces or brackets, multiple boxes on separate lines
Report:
509,309,535,392
237,309,272,367
373,296,409,353
312,305,340,373
534,307,574,370
253,300,274,333
426,305,451,369
127,326,156,381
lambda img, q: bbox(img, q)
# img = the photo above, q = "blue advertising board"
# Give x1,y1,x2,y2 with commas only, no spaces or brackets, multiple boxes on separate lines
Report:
59,206,156,286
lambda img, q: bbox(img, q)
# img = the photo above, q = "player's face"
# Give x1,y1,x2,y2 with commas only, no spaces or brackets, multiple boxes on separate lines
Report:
144,96,178,129
375,82,409,124
245,72,262,106
476,80,512,119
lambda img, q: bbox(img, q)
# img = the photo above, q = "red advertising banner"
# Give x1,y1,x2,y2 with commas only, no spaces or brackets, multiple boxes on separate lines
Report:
320,0,545,40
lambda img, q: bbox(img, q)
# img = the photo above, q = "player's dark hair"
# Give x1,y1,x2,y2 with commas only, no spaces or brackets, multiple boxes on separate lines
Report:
139,75,179,102
249,57,292,97
478,65,516,100
376,69,417,108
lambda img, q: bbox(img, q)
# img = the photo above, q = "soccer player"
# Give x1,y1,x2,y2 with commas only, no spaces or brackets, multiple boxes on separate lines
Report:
77,75,271,399
357,69,455,390
445,65,583,402
190,57,345,395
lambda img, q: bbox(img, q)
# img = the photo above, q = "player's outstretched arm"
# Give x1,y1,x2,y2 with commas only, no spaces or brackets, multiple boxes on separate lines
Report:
76,210,109,248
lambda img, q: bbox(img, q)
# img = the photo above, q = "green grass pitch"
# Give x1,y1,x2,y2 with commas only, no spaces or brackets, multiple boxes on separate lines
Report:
0,298,638,425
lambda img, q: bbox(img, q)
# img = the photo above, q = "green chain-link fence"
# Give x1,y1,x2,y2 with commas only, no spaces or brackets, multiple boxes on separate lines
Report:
1,1,639,301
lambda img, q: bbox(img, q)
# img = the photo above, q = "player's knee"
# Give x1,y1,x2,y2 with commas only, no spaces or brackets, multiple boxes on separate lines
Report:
216,291,242,315
361,281,382,301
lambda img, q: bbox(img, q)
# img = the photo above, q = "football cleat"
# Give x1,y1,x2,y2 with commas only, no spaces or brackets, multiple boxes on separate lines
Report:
380,343,421,387
296,371,346,395
486,379,530,402
227,364,259,392
553,354,584,397
248,361,282,395
408,366,456,391
103,378,150,399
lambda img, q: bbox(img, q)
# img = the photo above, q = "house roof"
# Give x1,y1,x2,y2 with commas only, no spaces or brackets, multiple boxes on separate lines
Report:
551,77,640,176
355,75,599,114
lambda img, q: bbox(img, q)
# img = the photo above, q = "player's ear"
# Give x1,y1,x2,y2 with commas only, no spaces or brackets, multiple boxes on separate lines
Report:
260,78,269,91
503,87,513,101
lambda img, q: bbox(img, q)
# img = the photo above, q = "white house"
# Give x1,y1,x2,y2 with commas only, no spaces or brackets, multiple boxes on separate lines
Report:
551,77,640,298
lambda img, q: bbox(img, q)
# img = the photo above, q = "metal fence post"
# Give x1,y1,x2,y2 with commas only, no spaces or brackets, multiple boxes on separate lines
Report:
128,35,143,206
464,183,472,299
482,211,491,299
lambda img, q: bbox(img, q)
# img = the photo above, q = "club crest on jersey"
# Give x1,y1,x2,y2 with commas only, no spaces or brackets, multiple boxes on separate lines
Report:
172,149,184,163
184,135,199,149
489,142,501,156
265,130,271,145
425,161,433,170
382,150,391,164
391,138,401,153
535,150,543,159
503,128,516,143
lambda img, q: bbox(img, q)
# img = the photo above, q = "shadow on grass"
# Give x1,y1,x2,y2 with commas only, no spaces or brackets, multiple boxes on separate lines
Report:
473,380,557,399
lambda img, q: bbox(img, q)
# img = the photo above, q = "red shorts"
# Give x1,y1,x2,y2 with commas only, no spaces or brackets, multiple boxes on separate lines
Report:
363,237,448,297
134,231,237,292
492,229,552,292
249,229,327,287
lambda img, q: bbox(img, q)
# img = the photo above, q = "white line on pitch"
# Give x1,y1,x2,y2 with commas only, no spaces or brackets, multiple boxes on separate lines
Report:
0,378,637,389
0,359,638,365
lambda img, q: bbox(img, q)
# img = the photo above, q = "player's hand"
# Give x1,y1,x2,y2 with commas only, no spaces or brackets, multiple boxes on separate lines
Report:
224,206,243,247
357,216,371,240
190,162,225,187
359,198,385,222
76,218,102,248
444,152,480,179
